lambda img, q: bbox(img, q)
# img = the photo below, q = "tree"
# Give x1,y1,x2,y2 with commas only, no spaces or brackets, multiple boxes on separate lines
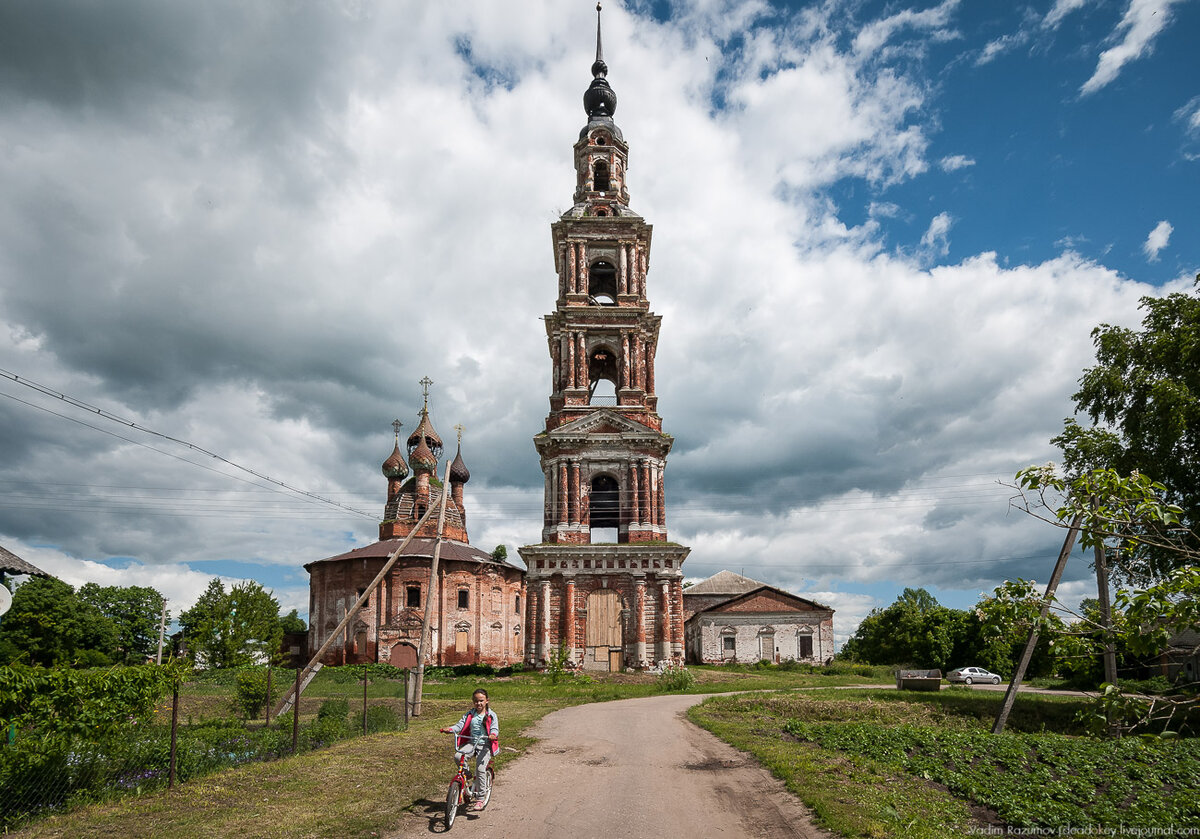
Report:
0,577,118,666
491,545,508,562
1056,277,1200,585
279,608,306,634
77,584,167,664
840,588,973,671
179,579,283,668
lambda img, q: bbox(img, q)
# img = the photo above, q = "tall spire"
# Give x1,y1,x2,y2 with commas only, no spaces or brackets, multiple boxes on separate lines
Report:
584,2,617,118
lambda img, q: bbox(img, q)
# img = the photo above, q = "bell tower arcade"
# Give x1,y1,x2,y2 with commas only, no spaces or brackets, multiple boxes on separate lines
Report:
520,5,689,671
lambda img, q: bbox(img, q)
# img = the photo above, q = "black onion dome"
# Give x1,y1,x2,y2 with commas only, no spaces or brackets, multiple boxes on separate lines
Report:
382,442,409,480
450,445,471,484
584,2,616,118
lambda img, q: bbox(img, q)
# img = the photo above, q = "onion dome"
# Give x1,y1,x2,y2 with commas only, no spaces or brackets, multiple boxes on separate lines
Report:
382,442,409,480
450,444,471,485
409,432,438,474
583,3,616,118
406,411,444,462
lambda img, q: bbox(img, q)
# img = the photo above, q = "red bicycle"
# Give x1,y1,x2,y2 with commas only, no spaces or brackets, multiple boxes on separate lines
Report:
443,742,494,830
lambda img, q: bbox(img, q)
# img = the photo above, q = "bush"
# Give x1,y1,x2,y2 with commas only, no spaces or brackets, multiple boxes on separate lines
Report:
233,669,276,719
656,663,696,692
317,698,349,722
354,704,401,734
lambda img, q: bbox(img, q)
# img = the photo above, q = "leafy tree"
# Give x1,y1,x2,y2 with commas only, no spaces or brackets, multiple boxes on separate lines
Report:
0,577,118,666
77,583,167,664
279,608,306,634
491,544,508,562
841,588,973,671
178,579,283,668
1055,277,1200,585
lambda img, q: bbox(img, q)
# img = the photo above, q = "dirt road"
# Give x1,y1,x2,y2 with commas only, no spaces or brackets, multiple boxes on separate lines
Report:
387,693,830,838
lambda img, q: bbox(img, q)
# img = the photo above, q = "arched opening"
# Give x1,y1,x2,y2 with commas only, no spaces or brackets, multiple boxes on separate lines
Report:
589,474,620,536
593,160,610,192
588,260,617,302
587,344,619,404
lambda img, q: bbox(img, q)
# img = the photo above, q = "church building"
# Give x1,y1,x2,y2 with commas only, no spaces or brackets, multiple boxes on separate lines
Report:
519,9,690,671
306,385,525,668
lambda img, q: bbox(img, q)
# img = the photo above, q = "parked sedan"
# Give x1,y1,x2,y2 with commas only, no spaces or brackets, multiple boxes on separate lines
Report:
947,666,1002,685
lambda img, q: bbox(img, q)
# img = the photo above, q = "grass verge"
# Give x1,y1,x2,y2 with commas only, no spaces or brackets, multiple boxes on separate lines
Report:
688,689,1200,838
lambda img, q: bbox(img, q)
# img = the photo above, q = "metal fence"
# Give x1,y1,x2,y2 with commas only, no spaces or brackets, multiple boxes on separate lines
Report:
0,666,411,831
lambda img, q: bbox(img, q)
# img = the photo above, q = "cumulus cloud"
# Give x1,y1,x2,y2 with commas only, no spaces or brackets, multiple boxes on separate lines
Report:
1080,0,1185,96
0,0,1187,643
1044,0,1090,29
1143,220,1173,261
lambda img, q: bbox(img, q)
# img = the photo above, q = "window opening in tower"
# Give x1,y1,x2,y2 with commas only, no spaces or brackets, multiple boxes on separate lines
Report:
593,160,610,192
589,474,620,531
588,260,617,302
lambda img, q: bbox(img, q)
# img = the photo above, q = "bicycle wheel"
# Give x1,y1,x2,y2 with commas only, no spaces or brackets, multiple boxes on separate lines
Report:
445,780,461,830
477,766,495,809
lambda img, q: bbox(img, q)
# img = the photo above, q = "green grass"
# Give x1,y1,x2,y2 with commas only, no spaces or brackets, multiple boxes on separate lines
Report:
688,689,1200,838
7,665,892,838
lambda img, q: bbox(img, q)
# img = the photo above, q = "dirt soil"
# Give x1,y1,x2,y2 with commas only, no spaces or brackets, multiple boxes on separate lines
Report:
386,693,833,838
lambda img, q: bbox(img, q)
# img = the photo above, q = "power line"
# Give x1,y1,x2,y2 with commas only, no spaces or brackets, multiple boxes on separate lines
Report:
0,369,377,521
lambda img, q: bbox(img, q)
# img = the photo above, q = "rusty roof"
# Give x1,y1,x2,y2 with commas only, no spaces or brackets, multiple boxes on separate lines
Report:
305,538,522,573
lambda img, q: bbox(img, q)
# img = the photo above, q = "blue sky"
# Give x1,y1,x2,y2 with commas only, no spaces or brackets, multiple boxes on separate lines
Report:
0,0,1195,646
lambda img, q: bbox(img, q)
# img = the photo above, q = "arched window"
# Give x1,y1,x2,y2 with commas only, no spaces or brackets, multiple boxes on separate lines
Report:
589,474,620,530
588,260,617,302
587,345,619,404
593,160,610,192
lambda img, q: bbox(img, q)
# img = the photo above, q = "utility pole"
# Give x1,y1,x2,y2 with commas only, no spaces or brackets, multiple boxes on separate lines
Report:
412,459,454,717
993,513,1083,735
1092,497,1118,686
155,600,168,665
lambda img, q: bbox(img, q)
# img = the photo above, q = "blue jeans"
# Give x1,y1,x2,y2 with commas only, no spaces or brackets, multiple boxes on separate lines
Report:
455,743,492,796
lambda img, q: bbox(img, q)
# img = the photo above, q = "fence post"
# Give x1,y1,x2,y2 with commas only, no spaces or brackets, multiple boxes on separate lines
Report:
403,668,410,728
265,665,272,728
292,667,301,754
169,684,179,790
362,669,368,736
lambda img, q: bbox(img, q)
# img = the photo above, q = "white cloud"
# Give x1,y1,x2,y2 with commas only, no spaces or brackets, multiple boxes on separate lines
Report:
1143,220,1173,261
939,154,975,172
919,211,954,256
1081,0,1185,96
1044,0,1090,29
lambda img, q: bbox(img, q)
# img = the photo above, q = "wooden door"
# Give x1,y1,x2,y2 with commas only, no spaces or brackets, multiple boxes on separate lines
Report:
585,589,622,670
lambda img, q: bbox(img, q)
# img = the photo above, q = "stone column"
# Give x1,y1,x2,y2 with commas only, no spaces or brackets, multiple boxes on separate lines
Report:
618,242,628,295
540,580,552,662
641,462,652,528
648,463,659,527
657,467,666,532
570,460,581,525
629,462,640,526
671,579,684,661
621,334,630,389
566,334,576,389
635,577,647,666
558,461,569,526
657,581,671,663
564,580,576,661
646,339,655,394
577,332,588,393
568,242,578,295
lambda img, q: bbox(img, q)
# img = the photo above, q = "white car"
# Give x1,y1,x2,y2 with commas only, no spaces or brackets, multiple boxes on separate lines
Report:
947,666,1002,685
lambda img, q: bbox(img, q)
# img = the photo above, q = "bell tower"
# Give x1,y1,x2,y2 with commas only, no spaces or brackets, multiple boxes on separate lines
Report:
520,4,689,671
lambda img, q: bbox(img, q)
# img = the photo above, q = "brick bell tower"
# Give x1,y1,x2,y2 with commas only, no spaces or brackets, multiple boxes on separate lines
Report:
520,4,689,671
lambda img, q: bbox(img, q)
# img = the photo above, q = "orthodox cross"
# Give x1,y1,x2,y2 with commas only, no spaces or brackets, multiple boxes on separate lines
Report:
454,423,464,445
391,418,402,443
419,376,433,414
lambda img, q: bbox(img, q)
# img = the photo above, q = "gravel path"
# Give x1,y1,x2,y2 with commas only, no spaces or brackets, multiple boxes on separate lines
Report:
386,692,832,838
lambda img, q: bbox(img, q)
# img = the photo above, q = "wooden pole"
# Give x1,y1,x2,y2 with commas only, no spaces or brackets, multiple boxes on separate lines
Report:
292,666,301,753
270,497,443,718
155,601,168,665
412,462,454,717
1093,531,1118,685
993,513,1083,734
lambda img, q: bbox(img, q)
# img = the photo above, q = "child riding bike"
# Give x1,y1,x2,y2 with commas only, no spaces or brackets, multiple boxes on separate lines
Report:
439,688,499,811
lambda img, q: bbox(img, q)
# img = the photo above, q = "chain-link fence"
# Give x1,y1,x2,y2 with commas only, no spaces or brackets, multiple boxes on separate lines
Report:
0,665,411,831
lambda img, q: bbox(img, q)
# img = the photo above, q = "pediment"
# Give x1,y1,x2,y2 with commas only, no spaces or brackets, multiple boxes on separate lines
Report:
547,409,660,439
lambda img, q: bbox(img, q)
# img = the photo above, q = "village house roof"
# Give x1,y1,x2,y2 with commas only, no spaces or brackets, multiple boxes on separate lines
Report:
0,545,49,578
684,570,764,596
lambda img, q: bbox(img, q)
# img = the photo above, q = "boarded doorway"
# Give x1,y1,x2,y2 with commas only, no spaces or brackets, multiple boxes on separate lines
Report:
389,642,417,668
585,588,622,671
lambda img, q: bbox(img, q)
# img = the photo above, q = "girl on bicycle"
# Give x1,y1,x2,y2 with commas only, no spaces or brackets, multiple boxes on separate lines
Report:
440,688,499,810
